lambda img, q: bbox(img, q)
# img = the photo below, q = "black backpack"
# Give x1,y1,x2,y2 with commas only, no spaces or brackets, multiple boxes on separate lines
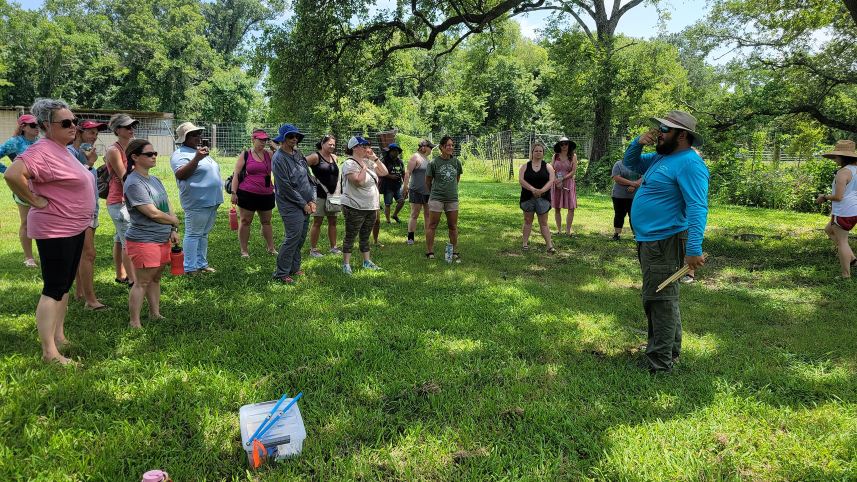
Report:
225,150,271,194
96,164,110,199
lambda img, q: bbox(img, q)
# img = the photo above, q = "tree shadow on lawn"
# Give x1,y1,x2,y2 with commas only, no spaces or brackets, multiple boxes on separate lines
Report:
2,185,857,479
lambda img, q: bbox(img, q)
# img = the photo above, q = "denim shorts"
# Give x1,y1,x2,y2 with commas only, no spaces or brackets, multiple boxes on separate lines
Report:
107,202,131,245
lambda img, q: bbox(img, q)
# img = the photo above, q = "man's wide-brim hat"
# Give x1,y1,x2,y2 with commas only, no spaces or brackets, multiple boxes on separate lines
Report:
175,122,205,144
273,124,304,143
553,136,577,153
649,110,703,147
822,140,857,159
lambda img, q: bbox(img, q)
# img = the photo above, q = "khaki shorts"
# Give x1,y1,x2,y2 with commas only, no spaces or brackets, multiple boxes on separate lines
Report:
428,199,459,213
313,197,342,217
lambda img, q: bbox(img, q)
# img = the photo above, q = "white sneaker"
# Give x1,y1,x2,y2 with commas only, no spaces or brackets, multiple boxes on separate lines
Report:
407,239,414,245
309,249,324,258
24,258,37,268
342,264,353,275
329,247,342,255
680,274,695,284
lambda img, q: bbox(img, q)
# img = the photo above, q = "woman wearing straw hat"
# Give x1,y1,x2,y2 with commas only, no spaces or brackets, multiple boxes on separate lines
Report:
170,122,223,274
816,140,857,278
0,114,40,268
551,137,578,236
230,129,277,258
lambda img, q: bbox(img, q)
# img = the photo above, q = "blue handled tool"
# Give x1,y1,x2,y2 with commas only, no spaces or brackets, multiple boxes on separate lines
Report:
246,392,288,447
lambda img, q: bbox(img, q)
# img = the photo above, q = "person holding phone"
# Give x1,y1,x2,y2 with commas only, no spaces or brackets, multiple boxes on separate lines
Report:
68,119,108,310
170,122,223,274
623,110,709,374
123,139,180,328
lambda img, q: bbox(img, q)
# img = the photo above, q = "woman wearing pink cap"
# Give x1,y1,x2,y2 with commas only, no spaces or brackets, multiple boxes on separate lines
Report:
0,113,40,268
229,129,276,257
4,99,96,365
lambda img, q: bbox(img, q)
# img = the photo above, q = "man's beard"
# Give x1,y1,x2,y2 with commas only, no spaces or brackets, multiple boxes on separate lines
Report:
656,135,678,155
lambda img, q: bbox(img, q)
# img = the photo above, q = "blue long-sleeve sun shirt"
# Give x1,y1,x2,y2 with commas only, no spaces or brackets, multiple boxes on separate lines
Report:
623,137,709,256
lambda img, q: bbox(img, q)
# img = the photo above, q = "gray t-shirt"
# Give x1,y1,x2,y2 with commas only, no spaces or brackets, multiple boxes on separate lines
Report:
611,160,640,199
124,172,173,243
341,158,380,211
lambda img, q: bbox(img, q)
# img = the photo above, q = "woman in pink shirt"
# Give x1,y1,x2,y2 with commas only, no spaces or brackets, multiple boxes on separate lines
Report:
4,99,96,365
229,129,276,257
551,137,578,235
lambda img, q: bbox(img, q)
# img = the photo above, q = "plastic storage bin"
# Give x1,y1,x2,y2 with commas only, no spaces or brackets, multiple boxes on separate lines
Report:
239,397,306,465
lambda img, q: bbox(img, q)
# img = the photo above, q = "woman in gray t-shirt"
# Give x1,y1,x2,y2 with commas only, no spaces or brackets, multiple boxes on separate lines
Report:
123,139,180,328
610,160,640,241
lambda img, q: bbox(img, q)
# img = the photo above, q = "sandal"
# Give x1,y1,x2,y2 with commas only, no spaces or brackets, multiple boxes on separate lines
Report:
547,246,556,254
425,252,435,259
452,252,461,263
114,277,130,285
522,245,530,251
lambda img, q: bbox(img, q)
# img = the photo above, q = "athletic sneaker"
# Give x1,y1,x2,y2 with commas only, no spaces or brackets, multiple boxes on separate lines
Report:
612,233,620,241
680,274,695,284
362,260,381,270
407,239,414,245
342,264,353,275
309,249,324,258
330,247,342,255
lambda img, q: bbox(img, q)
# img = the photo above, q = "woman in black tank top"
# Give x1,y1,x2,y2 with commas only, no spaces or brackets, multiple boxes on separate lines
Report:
518,143,556,253
305,135,342,256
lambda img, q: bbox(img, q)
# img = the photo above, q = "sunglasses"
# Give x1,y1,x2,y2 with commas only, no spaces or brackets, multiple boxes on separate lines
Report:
657,124,673,133
138,151,158,157
51,118,79,128
23,123,38,129
284,134,299,140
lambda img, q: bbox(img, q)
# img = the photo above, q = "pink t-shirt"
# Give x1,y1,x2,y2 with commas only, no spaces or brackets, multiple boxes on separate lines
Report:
237,150,274,195
18,138,96,239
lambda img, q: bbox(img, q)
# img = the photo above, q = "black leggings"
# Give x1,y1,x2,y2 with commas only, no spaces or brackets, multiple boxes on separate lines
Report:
612,197,633,230
36,230,86,301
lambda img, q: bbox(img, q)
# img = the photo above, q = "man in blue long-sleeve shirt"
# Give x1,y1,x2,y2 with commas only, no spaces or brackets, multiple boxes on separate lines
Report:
623,110,709,373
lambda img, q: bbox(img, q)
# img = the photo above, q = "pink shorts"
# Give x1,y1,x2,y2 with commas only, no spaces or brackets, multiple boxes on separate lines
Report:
832,215,857,231
126,240,170,269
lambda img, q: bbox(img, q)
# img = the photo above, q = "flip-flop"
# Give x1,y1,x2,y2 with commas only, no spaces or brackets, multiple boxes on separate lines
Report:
84,304,109,311
114,277,130,284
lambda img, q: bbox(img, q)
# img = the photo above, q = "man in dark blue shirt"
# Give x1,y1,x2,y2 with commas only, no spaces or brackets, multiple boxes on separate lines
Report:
623,110,709,373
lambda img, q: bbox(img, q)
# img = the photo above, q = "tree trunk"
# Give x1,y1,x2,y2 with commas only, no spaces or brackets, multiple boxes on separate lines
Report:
582,38,616,186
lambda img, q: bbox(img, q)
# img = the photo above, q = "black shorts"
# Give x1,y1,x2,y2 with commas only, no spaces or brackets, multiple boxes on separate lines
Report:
408,191,430,204
236,189,275,212
36,231,86,301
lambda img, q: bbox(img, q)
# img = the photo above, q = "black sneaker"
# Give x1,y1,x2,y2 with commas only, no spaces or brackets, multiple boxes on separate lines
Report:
612,233,620,241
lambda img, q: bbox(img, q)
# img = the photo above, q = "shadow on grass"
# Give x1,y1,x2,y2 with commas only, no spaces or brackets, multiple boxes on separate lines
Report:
1,179,856,479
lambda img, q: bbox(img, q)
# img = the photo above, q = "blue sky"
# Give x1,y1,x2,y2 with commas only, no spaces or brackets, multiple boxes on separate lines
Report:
16,0,710,39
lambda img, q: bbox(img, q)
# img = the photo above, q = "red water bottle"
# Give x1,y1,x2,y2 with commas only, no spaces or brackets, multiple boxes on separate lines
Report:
229,207,239,231
170,245,185,276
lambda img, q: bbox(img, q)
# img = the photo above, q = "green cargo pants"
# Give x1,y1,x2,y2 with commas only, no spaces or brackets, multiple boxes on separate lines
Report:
637,231,687,373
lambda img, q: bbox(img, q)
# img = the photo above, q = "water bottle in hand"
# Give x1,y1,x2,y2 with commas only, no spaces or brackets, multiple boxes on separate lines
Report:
445,242,453,263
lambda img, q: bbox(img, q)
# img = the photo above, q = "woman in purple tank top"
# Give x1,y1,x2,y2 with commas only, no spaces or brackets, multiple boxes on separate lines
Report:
229,129,276,257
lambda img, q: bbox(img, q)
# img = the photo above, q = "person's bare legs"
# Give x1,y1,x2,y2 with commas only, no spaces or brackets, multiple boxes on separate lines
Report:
408,203,423,234
129,266,158,328
238,207,255,256
145,267,165,320
554,208,563,234
522,211,534,247
446,210,459,251
122,247,136,284
326,215,338,249
75,228,104,308
537,212,553,249
384,204,392,222
260,209,276,253
113,241,126,280
36,294,74,364
566,208,575,235
826,221,856,278
309,216,324,251
426,210,442,254
18,204,35,263
392,198,405,219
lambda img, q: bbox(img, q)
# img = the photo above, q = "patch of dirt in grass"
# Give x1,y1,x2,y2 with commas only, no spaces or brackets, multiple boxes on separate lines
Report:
415,381,441,396
451,447,489,464
500,406,524,420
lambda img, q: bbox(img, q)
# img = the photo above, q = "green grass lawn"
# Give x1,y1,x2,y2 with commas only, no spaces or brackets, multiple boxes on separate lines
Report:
1,157,856,480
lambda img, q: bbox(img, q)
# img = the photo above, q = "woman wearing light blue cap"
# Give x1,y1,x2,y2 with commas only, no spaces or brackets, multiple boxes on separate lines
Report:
271,124,316,284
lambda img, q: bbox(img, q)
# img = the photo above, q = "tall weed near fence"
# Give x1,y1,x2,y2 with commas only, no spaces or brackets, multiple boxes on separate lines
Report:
709,156,838,213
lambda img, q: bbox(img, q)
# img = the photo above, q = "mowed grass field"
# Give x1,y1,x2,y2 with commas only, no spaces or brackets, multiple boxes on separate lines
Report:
1,156,856,480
